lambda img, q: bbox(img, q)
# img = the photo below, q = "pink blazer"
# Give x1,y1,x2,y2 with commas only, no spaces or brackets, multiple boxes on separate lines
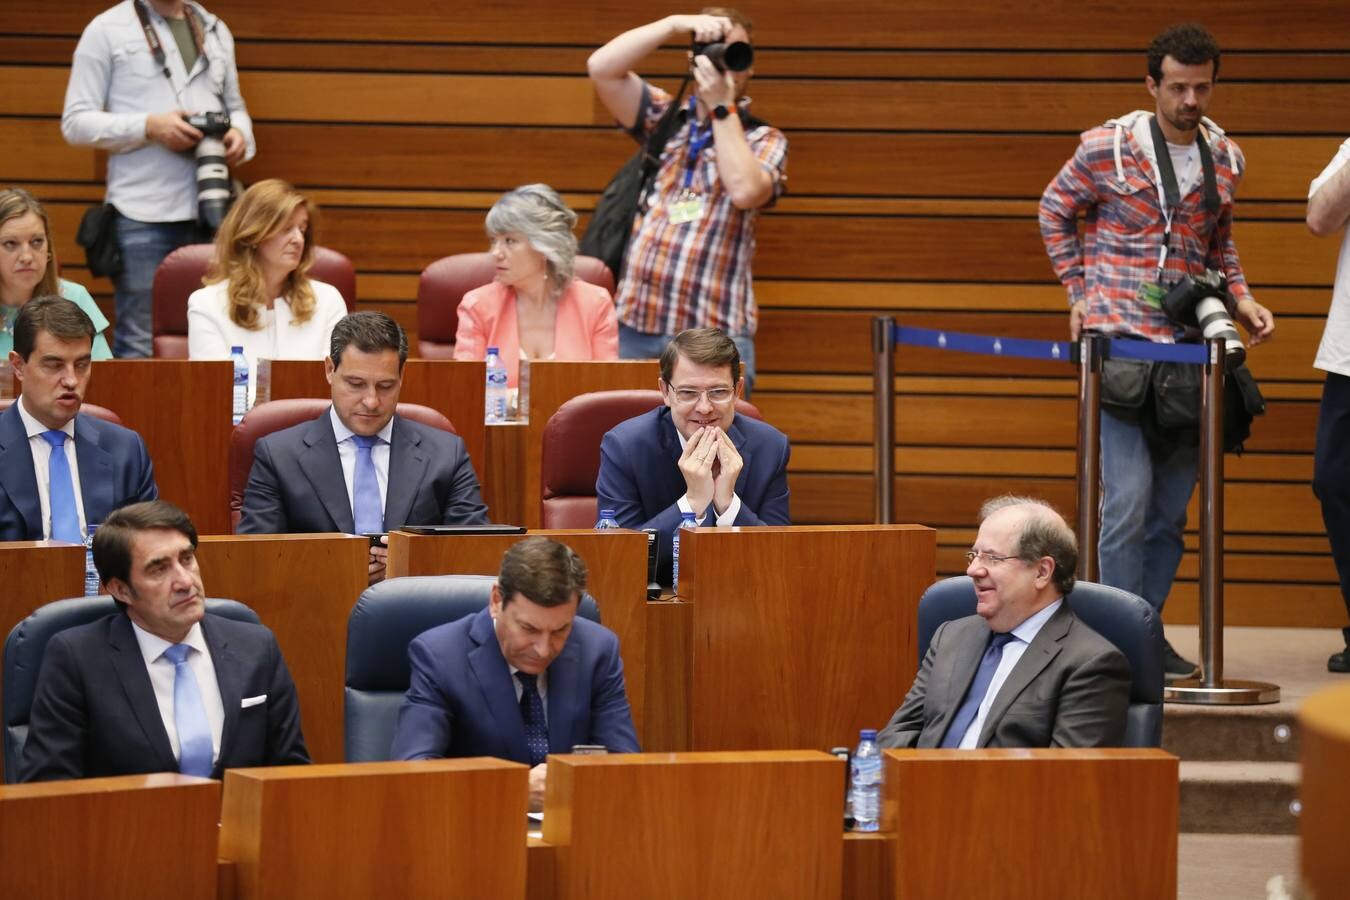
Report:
453,278,620,387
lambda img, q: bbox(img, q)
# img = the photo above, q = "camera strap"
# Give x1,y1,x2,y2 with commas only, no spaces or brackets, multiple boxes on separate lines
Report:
1147,114,1220,281
134,0,210,87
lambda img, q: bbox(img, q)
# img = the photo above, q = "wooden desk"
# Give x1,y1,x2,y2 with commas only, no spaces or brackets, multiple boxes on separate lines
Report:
385,529,650,744
0,773,220,899
0,541,83,651
257,358,487,486
543,751,843,899
885,748,1178,899
85,359,234,535
196,533,369,764
660,525,935,751
1300,683,1350,898
220,759,527,900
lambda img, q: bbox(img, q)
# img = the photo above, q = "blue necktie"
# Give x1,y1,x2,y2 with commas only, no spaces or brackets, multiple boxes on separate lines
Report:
350,434,384,534
40,430,82,543
162,643,214,777
940,632,1017,749
516,672,549,766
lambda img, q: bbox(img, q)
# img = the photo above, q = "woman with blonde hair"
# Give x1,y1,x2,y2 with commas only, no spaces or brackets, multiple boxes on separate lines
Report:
0,188,112,358
187,179,346,386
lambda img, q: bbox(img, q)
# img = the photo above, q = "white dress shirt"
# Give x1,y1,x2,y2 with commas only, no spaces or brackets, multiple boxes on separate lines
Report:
130,619,225,765
15,396,88,539
957,599,1064,749
1311,138,1350,376
674,427,742,526
329,407,394,526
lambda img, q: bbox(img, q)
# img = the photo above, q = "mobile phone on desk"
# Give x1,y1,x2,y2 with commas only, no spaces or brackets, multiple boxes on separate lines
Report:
570,744,609,755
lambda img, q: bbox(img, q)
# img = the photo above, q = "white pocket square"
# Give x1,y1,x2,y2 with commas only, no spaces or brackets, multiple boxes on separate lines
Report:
240,694,267,708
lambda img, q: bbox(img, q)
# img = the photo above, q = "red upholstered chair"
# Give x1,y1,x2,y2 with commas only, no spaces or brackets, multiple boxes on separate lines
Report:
151,243,358,358
0,398,122,426
539,389,762,529
415,252,616,359
228,398,456,531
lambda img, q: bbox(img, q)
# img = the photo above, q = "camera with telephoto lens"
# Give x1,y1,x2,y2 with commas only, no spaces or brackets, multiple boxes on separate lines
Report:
691,37,754,73
1161,269,1246,369
185,110,233,233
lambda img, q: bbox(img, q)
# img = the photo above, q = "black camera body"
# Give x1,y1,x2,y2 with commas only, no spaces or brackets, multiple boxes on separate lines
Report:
1161,269,1246,369
185,111,233,232
185,110,231,138
692,39,753,73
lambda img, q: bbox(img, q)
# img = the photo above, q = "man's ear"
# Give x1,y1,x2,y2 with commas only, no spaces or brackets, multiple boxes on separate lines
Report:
105,577,133,606
489,583,503,619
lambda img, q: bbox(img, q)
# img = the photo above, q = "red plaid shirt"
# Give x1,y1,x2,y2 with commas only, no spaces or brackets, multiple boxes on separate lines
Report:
615,83,788,337
1039,111,1253,341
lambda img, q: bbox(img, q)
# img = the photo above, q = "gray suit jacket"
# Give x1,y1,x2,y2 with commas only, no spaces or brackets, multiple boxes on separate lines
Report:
876,603,1131,749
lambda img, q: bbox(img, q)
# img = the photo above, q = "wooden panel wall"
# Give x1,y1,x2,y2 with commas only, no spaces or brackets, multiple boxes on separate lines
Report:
2,2,1345,625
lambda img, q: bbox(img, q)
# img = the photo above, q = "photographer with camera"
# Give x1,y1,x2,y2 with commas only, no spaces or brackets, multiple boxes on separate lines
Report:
62,0,254,358
1038,23,1274,679
587,9,787,395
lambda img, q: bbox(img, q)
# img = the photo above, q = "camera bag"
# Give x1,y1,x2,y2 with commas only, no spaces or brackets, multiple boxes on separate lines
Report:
75,204,122,278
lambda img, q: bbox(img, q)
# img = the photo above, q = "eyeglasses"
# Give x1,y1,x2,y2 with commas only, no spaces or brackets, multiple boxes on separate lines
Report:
668,387,735,406
965,550,1021,567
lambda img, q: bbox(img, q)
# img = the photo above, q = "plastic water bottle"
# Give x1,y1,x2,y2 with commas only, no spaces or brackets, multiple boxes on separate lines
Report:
671,512,696,592
850,728,882,832
231,345,249,425
83,524,100,596
484,347,508,423
595,508,620,530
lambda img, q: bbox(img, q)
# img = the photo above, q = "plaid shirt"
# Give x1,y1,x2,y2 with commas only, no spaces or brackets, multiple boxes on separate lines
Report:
614,83,788,337
1038,111,1253,341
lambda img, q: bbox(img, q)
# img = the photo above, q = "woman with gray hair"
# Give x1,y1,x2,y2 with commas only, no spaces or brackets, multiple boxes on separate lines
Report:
454,184,618,387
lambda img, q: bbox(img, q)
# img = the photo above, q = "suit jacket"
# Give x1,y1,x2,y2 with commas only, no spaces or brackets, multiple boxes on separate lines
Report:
452,279,620,388
876,603,1131,749
390,607,640,763
596,406,790,585
0,402,157,541
237,409,489,534
20,613,310,781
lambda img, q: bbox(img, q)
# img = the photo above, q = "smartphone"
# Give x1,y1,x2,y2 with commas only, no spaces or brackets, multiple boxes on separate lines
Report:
570,744,609,755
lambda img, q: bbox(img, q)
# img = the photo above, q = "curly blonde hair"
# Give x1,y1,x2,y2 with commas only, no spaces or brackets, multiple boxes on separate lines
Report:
205,179,319,330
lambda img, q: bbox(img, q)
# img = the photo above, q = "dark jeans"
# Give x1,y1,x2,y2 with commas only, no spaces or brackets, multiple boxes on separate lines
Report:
1313,371,1350,645
111,213,199,358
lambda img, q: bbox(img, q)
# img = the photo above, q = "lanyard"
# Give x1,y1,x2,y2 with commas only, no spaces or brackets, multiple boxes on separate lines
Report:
1147,115,1219,283
133,0,209,91
682,97,714,191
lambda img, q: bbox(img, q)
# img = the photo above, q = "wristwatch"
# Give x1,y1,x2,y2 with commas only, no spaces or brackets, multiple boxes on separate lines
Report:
712,104,732,121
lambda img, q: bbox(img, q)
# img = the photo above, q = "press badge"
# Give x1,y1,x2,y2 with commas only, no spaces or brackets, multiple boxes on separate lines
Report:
668,190,706,225
1137,281,1166,309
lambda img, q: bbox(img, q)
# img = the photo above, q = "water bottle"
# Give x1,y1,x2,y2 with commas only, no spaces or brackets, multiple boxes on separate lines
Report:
850,728,882,832
595,508,620,530
231,345,249,425
83,524,100,596
671,512,696,592
484,347,508,423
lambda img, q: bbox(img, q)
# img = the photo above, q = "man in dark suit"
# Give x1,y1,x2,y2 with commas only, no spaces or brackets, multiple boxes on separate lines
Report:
596,327,790,586
0,297,156,542
20,500,309,781
878,497,1132,749
391,536,639,809
238,311,488,581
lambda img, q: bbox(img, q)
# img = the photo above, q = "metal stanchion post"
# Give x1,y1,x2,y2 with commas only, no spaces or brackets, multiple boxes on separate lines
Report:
1165,338,1279,705
1075,334,1103,583
873,316,895,524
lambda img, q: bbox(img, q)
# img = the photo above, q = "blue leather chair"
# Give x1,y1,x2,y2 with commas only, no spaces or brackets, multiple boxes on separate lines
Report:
915,576,1164,748
344,575,602,763
3,597,262,783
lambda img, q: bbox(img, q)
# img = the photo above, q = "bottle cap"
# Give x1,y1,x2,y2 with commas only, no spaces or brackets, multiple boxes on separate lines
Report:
486,347,499,355
231,345,244,353
600,509,616,518
860,728,878,740
681,512,697,522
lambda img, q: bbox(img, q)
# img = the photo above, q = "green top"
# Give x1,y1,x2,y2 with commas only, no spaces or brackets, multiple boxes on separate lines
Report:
166,16,199,72
0,280,114,360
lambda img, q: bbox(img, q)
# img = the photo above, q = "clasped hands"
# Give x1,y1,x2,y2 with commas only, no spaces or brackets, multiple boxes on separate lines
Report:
678,425,742,517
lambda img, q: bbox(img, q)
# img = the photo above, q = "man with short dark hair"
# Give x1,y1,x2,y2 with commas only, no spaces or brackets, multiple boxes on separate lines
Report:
1038,23,1274,679
20,500,309,781
877,497,1131,750
0,297,156,541
238,311,489,581
391,536,639,809
595,327,790,586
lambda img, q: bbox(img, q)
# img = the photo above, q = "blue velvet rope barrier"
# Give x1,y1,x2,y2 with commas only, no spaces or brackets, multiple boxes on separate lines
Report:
891,325,1209,365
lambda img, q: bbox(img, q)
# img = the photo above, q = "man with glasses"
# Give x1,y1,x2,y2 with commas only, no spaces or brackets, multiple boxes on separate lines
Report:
596,327,790,586
877,496,1130,749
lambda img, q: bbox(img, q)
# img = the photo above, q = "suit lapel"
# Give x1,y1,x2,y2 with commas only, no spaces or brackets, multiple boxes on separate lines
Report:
467,609,529,760
0,404,42,537
73,415,115,527
202,616,242,772
299,411,356,533
383,416,428,530
545,633,581,753
976,604,1071,747
727,416,754,500
656,410,699,513
106,614,178,771
925,621,990,748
